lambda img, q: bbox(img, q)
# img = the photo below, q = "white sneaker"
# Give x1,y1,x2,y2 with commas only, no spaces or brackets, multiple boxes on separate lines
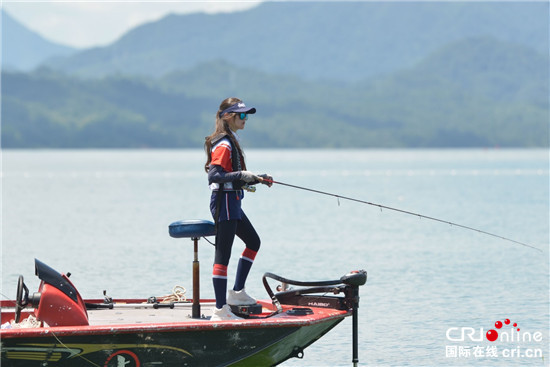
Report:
227,288,257,306
211,304,243,321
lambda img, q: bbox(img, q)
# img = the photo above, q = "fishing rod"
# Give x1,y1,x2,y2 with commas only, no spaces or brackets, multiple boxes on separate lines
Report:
262,178,542,253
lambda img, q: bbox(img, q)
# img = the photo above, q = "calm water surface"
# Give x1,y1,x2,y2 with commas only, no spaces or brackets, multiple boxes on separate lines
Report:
2,149,548,366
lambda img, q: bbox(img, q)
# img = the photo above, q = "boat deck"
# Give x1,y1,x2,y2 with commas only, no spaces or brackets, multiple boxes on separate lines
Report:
87,301,218,325
1,299,350,334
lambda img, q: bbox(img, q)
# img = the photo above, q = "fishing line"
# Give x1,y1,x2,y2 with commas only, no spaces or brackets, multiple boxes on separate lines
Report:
52,332,101,366
264,179,541,252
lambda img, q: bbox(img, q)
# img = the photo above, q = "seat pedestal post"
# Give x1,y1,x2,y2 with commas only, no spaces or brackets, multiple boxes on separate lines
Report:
192,237,200,319
168,220,216,320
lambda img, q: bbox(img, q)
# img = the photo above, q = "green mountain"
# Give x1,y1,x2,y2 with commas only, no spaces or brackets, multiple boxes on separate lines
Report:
43,2,548,81
3,38,547,148
1,70,212,148
1,10,76,71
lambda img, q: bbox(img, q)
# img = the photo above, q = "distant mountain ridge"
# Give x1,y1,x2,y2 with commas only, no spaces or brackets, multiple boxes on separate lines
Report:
43,1,548,81
1,10,76,71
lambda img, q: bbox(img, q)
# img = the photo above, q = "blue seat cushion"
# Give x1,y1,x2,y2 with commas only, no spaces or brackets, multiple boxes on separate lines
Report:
169,220,216,239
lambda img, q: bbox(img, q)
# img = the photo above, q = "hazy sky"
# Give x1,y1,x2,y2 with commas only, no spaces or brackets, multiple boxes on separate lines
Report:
2,0,262,48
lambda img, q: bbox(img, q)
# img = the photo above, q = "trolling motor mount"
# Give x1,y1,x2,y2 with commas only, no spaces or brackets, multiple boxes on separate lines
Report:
262,270,367,366
262,270,367,313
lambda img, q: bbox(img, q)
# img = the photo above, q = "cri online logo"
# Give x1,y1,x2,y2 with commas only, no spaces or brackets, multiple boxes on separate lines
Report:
447,318,543,343
486,318,519,342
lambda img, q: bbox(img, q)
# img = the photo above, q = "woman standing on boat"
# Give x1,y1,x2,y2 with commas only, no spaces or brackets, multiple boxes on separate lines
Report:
204,97,272,321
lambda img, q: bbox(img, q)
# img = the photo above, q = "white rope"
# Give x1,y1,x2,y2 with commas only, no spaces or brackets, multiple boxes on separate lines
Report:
2,314,42,329
160,285,187,303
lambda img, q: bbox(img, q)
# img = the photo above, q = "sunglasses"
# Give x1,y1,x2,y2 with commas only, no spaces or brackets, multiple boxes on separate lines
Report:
236,113,248,120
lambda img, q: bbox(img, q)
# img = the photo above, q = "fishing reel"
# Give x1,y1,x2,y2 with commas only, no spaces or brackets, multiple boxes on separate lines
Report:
242,184,256,192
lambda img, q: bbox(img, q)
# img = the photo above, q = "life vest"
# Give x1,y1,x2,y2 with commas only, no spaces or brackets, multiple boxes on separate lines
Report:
211,133,246,190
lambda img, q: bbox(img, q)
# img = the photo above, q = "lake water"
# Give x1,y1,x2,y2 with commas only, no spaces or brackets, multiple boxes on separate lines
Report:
1,149,548,366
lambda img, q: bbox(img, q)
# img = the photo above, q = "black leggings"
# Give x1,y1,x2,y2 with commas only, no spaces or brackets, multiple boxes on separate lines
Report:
214,212,261,266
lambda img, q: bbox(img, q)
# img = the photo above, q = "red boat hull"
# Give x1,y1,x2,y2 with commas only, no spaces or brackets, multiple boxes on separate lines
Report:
1,300,347,366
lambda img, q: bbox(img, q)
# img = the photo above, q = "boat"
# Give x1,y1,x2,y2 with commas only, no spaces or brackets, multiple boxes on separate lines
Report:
0,219,367,366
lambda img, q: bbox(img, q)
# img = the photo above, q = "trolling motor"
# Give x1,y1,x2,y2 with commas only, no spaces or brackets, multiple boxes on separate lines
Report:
263,269,367,366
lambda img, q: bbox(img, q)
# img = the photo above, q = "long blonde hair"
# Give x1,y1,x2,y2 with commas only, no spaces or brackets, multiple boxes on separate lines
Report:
204,97,246,172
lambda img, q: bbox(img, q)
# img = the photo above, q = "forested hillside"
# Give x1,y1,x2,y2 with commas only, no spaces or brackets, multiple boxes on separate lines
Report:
3,38,547,148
